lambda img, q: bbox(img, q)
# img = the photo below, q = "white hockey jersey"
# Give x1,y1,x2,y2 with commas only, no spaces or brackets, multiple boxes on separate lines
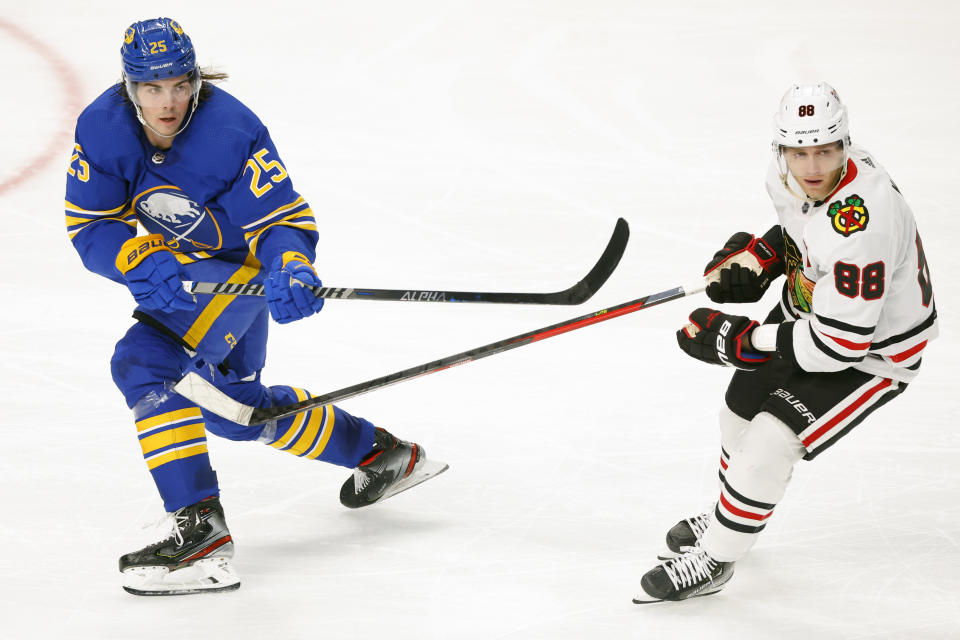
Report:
764,144,937,383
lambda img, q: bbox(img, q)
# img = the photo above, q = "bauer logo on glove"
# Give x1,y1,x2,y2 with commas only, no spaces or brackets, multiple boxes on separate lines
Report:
115,233,196,312
116,234,167,274
676,307,771,371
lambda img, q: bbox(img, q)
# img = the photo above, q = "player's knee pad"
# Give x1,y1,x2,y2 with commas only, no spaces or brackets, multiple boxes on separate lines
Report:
111,322,190,409
724,411,805,504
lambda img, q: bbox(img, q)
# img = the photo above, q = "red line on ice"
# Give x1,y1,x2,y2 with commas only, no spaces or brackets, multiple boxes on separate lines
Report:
0,18,84,196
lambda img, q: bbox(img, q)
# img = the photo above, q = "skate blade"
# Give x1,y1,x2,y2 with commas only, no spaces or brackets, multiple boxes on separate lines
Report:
379,459,449,503
632,594,665,604
122,557,240,596
632,582,728,604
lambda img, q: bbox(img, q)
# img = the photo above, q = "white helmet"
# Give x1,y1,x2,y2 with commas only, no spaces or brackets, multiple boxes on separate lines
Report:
772,82,849,148
773,82,851,202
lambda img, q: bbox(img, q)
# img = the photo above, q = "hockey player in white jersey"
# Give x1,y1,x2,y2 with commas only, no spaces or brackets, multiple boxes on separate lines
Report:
633,82,938,603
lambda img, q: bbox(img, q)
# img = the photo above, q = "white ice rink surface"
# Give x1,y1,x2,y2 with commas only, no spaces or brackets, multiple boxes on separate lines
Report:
2,1,959,638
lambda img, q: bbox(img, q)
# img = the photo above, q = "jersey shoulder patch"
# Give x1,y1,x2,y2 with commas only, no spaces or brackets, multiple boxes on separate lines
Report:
826,193,869,237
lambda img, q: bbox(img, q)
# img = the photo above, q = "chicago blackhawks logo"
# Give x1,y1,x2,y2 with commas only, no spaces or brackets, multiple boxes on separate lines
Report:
828,194,869,236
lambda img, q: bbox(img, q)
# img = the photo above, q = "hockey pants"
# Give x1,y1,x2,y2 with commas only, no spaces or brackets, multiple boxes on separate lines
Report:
111,318,376,512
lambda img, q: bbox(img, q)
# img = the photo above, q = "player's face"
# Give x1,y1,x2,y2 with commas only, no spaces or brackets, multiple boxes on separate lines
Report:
135,75,194,143
782,142,846,200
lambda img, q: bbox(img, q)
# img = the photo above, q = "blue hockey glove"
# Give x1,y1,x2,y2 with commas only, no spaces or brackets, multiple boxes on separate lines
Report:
116,234,196,312
676,307,771,371
265,251,324,324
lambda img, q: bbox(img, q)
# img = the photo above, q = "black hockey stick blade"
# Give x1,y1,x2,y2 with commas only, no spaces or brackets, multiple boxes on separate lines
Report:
174,278,705,426
185,218,629,305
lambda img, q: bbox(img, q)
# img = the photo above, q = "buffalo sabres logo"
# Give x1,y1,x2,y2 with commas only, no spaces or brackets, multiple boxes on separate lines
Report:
124,27,136,44
828,194,869,237
133,186,222,251
169,20,184,35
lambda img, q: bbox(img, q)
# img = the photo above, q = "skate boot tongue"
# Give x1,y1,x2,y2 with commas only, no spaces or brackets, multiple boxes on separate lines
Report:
659,511,713,560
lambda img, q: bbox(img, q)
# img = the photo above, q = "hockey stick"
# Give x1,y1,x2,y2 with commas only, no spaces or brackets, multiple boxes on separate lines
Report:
174,279,706,426
185,218,628,305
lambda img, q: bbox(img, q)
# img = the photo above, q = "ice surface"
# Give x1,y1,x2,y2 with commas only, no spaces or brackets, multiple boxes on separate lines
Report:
1,1,958,638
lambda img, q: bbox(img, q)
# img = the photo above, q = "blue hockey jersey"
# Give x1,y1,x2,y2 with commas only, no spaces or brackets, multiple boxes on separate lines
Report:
65,84,318,285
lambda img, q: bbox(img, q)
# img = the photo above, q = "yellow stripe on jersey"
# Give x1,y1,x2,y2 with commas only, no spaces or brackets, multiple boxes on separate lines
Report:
241,197,307,230
303,405,336,460
65,200,137,239
139,422,207,456
269,388,310,450
243,204,317,258
145,443,209,471
64,200,129,216
182,253,262,349
136,407,204,434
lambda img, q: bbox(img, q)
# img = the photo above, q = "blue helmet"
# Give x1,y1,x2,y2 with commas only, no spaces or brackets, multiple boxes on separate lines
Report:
121,18,197,82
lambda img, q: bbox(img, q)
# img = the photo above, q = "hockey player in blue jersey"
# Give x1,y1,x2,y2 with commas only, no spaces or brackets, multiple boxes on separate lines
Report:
65,17,441,595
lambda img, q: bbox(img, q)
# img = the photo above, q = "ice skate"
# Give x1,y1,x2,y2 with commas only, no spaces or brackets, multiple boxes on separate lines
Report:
119,496,240,596
633,545,734,603
340,428,448,508
658,511,712,560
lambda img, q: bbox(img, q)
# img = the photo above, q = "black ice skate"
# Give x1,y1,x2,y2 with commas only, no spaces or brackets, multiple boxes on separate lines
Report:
633,546,734,604
340,428,448,508
659,511,712,560
119,496,240,596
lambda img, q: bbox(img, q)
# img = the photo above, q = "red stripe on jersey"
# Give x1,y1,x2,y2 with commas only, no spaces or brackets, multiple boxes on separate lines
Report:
802,378,893,448
889,340,927,363
719,493,771,521
823,332,871,350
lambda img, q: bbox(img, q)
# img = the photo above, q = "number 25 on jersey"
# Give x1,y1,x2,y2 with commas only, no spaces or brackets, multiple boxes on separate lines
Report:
244,148,288,197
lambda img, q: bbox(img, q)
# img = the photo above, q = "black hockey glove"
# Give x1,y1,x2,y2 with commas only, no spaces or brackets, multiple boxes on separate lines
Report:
676,308,771,371
704,232,782,303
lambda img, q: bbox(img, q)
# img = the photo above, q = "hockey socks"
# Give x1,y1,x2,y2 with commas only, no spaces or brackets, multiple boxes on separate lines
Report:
258,386,376,468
